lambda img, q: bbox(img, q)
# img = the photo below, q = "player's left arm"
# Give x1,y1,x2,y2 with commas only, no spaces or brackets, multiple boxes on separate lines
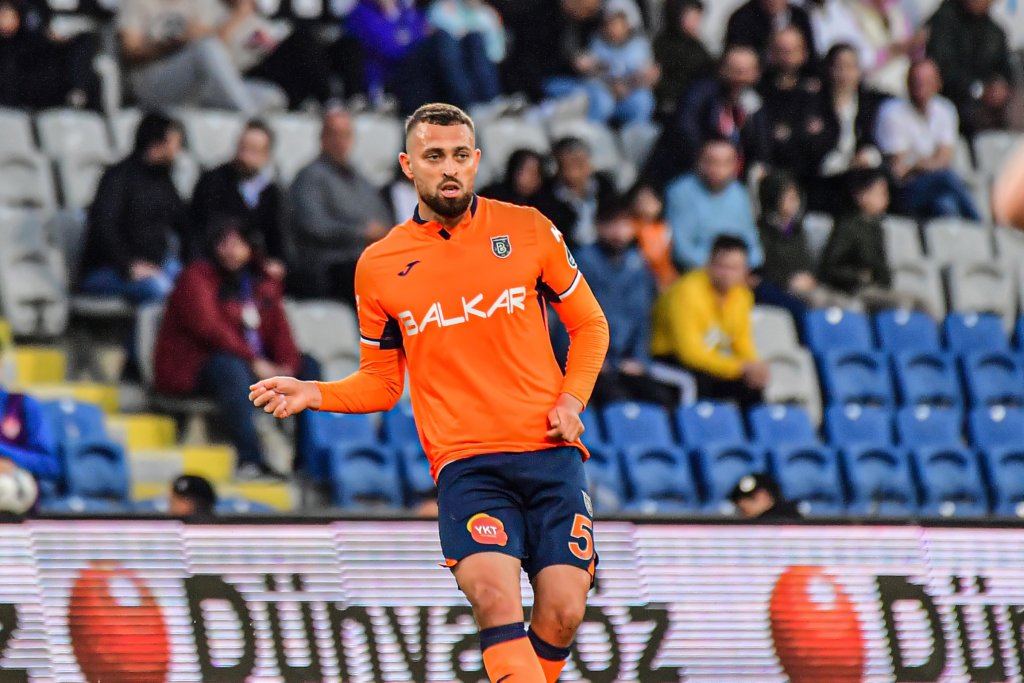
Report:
535,211,610,441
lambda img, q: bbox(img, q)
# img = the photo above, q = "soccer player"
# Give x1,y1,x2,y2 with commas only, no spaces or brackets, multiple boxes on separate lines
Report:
248,103,609,683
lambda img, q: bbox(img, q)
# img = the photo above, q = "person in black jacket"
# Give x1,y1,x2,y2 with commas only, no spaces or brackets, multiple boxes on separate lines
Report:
729,472,804,520
724,0,816,65
532,137,619,248
80,112,187,303
652,0,715,123
188,120,286,280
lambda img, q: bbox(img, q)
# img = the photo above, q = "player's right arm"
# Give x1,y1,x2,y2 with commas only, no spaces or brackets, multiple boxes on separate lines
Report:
249,253,407,418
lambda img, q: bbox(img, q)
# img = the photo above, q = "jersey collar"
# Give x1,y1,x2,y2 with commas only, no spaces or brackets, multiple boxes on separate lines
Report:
412,194,479,240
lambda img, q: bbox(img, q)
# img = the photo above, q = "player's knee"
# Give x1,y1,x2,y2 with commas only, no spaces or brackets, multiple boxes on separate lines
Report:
536,595,586,640
463,580,521,623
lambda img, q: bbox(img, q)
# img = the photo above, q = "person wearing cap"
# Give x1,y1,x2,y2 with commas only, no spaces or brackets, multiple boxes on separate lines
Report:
730,472,803,520
169,474,217,519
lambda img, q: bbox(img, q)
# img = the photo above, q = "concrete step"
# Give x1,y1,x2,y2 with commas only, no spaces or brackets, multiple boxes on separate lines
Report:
129,445,236,487
106,414,177,450
22,382,119,413
14,347,66,384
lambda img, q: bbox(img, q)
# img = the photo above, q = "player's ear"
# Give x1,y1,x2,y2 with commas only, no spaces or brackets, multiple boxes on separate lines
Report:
399,152,414,180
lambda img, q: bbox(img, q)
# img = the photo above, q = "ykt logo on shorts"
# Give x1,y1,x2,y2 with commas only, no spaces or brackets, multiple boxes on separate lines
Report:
467,513,508,546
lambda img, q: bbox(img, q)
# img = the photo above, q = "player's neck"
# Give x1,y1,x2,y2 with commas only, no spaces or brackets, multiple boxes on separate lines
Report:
418,200,469,230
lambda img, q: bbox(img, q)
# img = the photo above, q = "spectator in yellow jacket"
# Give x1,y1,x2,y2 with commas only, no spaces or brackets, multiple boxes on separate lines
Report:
650,234,769,409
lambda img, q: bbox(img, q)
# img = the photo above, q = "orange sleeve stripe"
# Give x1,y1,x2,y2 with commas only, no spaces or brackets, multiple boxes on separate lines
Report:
552,276,609,409
315,347,407,414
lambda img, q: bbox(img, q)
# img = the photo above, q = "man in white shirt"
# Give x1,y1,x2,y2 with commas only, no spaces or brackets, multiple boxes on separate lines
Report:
875,59,981,220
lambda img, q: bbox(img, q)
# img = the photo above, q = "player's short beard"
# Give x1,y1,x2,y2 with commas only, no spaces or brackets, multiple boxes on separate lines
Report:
421,179,474,219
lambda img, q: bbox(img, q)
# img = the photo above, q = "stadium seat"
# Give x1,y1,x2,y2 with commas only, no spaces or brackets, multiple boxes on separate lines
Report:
693,443,766,513
911,446,988,517
677,401,746,448
802,212,833,266
172,150,201,199
819,350,894,407
0,155,58,209
176,108,246,168
382,403,434,505
64,440,130,501
330,445,403,510
770,444,844,515
36,109,114,161
216,497,279,514
969,406,1024,516
995,225,1024,271
40,496,127,513
303,412,383,482
476,117,549,187
891,351,962,407
350,113,404,187
110,108,142,158
841,445,917,516
583,444,627,513
0,242,69,336
382,401,419,448
602,402,675,449
267,113,321,185
0,108,37,160
805,308,873,354
579,409,606,448
896,405,963,447
924,218,993,268
622,448,698,514
548,118,634,189
56,156,107,209
945,313,1009,354
890,260,946,319
947,261,1015,332
875,309,940,353
761,348,823,426
133,497,169,513
619,121,661,169
974,130,1021,179
962,351,1024,407
824,404,893,447
969,405,1024,449
882,215,924,266
749,404,818,446
284,301,360,381
751,306,800,356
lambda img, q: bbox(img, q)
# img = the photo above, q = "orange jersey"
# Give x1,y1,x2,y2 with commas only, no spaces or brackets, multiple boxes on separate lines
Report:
315,196,609,479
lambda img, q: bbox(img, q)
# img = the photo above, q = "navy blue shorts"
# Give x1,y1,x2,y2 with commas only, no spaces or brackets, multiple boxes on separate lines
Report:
436,446,596,581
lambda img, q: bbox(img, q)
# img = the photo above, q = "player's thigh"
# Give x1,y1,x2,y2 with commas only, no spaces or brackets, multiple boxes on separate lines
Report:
452,552,525,628
530,564,592,645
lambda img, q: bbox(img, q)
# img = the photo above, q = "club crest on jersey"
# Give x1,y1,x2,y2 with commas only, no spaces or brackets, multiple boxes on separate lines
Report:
565,243,577,268
491,235,512,259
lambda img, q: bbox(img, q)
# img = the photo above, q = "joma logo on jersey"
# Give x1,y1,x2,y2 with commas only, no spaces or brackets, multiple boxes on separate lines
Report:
397,287,528,336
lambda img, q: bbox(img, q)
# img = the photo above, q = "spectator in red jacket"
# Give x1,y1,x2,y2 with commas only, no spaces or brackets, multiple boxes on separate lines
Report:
154,220,317,479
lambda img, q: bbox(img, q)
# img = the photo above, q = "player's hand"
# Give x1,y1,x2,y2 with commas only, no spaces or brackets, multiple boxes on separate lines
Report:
248,376,322,418
546,393,585,443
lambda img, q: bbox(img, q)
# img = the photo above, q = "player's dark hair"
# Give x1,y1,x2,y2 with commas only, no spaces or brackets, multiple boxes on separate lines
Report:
709,234,749,260
133,112,181,156
242,118,274,148
405,103,475,140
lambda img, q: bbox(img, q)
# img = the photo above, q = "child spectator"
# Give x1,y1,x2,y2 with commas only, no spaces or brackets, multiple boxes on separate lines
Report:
631,185,678,290
585,0,658,124
652,0,714,122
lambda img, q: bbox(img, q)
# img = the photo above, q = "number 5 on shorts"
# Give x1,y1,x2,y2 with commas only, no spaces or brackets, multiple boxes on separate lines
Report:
568,514,593,560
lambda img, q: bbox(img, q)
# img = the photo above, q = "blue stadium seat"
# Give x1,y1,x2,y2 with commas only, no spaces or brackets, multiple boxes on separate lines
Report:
41,496,128,513
216,497,278,513
969,405,1024,449
819,350,894,407
693,443,767,512
841,445,917,516
42,401,129,502
580,410,607,448
602,402,675,448
896,406,963,447
770,444,844,515
892,351,962,407
911,446,988,517
824,405,893,447
133,497,169,513
622,449,698,514
381,402,419,448
330,446,402,510
875,310,941,353
1016,317,1024,350
945,313,1008,354
583,446,626,513
303,412,380,482
677,402,746,447
962,351,1024,407
749,404,818,446
381,404,434,505
806,308,873,354
969,406,1024,517
42,400,108,442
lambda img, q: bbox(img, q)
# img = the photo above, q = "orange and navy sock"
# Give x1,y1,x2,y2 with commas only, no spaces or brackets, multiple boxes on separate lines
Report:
528,627,572,683
480,622,547,683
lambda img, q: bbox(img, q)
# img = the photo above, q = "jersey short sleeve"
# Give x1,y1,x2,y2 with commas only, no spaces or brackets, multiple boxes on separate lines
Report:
534,210,581,303
354,253,403,351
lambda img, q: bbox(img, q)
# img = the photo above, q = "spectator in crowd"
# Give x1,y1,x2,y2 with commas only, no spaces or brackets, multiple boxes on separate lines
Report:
725,0,816,64
818,169,931,313
744,27,829,185
118,0,281,114
576,0,658,125
576,200,673,407
347,0,499,113
665,139,763,271
653,0,714,123
757,171,854,309
847,0,922,97
80,113,186,304
806,42,888,214
651,235,769,409
534,137,619,248
875,59,981,220
502,0,602,104
631,185,678,290
479,149,547,208
0,387,59,485
168,474,217,519
646,45,760,188
189,120,286,279
210,0,331,109
289,108,392,304
154,221,317,479
730,472,803,519
926,0,1019,134
0,0,100,109
428,0,505,105
805,0,870,62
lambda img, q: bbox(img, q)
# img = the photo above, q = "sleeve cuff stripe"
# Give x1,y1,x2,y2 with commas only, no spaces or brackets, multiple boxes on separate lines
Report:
558,272,582,299
360,336,381,347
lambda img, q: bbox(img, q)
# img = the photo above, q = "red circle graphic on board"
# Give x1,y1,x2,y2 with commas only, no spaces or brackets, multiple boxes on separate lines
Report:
67,563,170,683
769,565,865,683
